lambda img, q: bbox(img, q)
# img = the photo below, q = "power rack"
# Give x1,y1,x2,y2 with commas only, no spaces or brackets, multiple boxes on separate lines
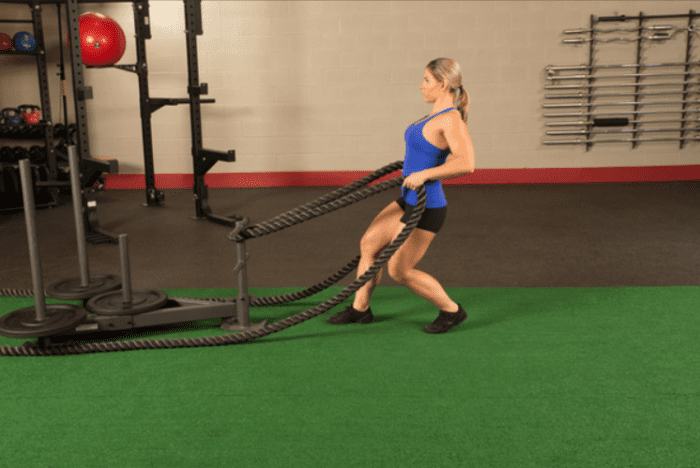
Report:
1,0,240,240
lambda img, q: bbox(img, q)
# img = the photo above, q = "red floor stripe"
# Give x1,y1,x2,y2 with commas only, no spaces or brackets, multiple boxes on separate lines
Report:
102,165,700,190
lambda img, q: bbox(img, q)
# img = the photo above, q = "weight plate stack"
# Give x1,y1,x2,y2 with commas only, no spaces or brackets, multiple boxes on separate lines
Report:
0,304,87,338
86,289,169,316
46,274,121,300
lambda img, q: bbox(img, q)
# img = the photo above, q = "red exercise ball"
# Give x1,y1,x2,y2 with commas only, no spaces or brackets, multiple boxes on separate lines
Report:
0,33,12,51
71,12,126,66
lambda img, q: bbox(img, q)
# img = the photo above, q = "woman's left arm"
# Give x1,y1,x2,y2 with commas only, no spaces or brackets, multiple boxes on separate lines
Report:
403,115,475,190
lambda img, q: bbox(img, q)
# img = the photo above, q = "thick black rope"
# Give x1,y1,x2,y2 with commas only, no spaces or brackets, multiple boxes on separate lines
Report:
174,255,361,306
230,160,404,242
0,168,425,356
0,289,35,298
261,160,404,219
0,256,360,306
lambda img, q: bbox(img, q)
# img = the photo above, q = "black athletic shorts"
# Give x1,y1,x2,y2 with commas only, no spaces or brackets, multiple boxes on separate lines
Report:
396,197,447,234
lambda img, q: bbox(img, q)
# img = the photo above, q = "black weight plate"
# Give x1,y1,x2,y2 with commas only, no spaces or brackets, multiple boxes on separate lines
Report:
0,146,13,164
46,274,121,300
0,168,10,208
87,289,169,316
13,147,28,162
0,304,87,338
31,165,39,196
36,165,50,203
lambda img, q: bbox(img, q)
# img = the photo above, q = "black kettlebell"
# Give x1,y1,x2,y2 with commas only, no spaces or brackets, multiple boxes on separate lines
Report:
0,146,15,164
53,123,65,138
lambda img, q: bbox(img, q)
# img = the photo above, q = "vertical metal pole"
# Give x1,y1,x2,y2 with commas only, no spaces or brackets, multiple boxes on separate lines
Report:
118,234,133,305
133,0,162,206
66,0,97,241
31,3,56,190
66,0,91,164
585,15,596,152
680,9,696,149
67,145,90,287
236,241,251,328
632,12,644,150
56,4,69,144
19,159,47,322
184,0,206,219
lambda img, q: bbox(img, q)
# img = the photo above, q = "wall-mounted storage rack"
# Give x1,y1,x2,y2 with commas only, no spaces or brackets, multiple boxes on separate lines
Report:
543,10,699,150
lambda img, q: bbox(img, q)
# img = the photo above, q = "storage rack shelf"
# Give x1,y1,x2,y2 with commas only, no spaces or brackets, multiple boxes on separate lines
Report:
543,10,699,150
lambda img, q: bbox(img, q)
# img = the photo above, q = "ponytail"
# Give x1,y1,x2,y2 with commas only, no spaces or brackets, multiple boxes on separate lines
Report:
455,86,469,124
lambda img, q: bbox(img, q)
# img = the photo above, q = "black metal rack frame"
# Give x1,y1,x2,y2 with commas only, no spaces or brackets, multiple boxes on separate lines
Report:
590,11,699,150
1,0,118,243
1,6,58,209
544,9,699,150
2,0,240,236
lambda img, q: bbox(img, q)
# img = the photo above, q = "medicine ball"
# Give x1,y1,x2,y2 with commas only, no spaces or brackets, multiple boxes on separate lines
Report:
0,33,12,51
73,12,126,67
13,31,37,52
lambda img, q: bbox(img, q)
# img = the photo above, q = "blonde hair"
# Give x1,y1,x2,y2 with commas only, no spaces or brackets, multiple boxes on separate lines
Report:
426,58,470,123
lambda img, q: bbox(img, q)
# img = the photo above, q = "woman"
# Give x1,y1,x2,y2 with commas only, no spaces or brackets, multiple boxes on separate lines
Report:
327,58,475,334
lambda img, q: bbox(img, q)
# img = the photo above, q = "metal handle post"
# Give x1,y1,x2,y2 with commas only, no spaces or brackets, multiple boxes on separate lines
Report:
18,159,47,321
67,145,90,287
118,234,133,305
236,240,250,328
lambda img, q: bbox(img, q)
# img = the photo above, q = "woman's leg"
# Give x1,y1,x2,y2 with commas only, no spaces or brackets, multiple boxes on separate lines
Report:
386,224,459,313
352,201,404,311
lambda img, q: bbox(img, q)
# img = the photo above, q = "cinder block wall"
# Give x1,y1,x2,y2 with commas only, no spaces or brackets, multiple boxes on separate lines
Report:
1,1,698,177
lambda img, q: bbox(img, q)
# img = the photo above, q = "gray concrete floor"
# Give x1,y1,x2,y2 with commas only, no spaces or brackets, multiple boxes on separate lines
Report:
1,180,699,292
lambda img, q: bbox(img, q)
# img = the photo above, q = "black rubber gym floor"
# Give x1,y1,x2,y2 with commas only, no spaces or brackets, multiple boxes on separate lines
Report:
1,180,698,292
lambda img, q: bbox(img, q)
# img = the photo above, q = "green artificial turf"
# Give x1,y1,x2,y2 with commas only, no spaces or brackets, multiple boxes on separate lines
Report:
1,285,699,467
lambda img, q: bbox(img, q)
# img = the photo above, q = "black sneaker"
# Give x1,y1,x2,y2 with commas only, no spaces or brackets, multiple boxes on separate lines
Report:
327,305,374,324
423,304,467,334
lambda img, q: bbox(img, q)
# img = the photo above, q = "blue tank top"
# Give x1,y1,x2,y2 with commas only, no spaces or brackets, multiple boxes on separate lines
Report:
401,107,454,208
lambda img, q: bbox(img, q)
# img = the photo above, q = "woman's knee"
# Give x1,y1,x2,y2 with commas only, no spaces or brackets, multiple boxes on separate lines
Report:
387,259,409,284
360,232,388,258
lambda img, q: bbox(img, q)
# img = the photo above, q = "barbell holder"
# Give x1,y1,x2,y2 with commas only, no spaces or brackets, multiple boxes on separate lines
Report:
545,117,700,127
543,136,700,145
546,61,700,72
545,81,700,90
563,25,674,35
544,109,700,118
545,90,700,99
547,127,699,136
547,72,700,81
543,99,700,109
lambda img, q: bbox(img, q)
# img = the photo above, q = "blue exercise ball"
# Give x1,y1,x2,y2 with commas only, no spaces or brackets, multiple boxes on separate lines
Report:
13,31,36,52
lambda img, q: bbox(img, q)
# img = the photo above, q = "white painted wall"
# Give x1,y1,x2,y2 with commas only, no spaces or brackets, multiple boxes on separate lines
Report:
1,1,698,176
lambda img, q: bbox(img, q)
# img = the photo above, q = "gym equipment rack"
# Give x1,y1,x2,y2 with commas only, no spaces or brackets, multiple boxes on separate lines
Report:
1,0,119,243
0,6,57,212
543,9,700,150
4,0,242,228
